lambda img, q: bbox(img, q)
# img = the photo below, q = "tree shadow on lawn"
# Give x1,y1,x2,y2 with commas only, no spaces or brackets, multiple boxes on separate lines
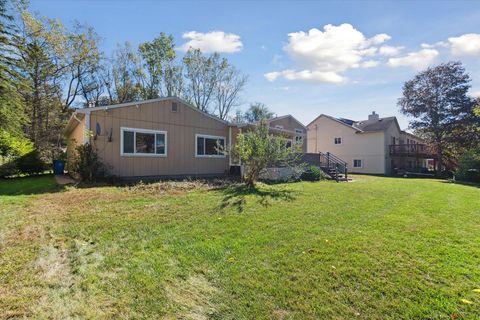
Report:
218,184,296,213
440,180,480,188
0,174,67,196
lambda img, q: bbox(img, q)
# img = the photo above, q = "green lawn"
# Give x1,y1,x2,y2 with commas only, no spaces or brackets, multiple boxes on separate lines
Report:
1,175,479,319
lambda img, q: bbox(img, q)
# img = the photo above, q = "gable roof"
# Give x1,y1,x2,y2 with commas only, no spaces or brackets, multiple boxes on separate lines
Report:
65,96,230,135
307,113,406,135
267,114,307,130
307,114,363,132
74,96,229,124
353,116,400,133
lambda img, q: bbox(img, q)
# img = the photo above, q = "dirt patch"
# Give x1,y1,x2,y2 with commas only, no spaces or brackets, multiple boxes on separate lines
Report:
127,179,234,195
164,274,219,320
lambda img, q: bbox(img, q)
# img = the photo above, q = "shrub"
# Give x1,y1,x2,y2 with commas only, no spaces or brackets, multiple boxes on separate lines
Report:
231,121,302,187
71,143,107,182
15,150,48,175
456,148,480,182
0,149,47,177
301,165,327,181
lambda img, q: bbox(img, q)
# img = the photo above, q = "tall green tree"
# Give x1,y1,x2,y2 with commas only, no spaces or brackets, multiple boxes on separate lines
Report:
183,49,225,113
398,61,474,175
244,102,274,123
0,0,26,138
110,42,142,103
214,63,247,120
138,32,175,99
14,10,102,159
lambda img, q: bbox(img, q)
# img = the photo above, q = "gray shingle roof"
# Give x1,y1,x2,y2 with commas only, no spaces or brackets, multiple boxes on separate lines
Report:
353,117,397,132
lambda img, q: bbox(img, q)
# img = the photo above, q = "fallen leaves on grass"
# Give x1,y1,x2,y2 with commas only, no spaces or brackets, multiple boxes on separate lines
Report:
460,299,473,304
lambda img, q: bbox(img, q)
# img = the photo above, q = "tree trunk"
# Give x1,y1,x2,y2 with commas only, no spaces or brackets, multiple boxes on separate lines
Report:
436,143,443,178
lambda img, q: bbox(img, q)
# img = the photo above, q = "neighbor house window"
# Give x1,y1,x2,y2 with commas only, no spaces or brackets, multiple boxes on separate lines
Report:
121,127,167,156
334,137,342,144
196,134,225,157
295,129,303,144
285,139,293,148
353,159,362,168
275,125,284,130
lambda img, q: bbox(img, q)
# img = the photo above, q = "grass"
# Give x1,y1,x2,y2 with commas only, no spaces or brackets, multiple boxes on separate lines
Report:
0,175,479,319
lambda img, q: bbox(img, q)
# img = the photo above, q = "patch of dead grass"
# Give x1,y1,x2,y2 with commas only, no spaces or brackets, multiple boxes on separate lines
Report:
164,274,219,320
127,179,234,195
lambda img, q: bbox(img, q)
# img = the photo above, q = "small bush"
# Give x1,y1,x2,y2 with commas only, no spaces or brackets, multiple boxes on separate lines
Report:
456,148,480,182
71,143,107,182
0,149,47,177
15,150,48,175
301,165,326,181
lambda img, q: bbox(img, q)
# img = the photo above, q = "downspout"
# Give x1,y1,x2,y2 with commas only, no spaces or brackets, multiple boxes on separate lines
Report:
228,126,232,167
84,110,91,144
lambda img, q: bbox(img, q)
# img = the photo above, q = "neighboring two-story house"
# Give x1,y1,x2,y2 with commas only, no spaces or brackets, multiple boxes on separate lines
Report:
306,111,434,175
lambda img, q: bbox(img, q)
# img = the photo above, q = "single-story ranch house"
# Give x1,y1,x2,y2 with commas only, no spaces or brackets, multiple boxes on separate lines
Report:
64,97,307,179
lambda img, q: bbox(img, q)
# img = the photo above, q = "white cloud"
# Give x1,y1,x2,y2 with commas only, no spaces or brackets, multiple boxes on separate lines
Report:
265,69,345,84
178,31,243,53
448,33,480,56
471,90,480,98
266,23,389,83
387,49,439,69
379,45,403,56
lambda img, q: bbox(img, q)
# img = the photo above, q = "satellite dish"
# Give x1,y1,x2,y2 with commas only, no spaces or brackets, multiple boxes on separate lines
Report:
96,122,101,135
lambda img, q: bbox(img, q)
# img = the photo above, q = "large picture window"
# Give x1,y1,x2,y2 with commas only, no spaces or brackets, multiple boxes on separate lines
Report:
196,134,225,157
121,127,167,156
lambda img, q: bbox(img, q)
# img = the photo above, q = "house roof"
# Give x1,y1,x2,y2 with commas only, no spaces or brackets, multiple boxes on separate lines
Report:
267,114,307,129
65,96,229,135
307,114,363,132
74,96,229,124
308,113,410,137
353,116,399,132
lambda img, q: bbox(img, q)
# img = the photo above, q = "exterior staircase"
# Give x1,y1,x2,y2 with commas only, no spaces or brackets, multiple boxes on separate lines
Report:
319,152,349,182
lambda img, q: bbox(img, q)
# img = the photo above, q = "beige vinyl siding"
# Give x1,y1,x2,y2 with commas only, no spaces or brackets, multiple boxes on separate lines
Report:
307,116,386,174
88,99,229,178
269,117,307,152
66,117,86,171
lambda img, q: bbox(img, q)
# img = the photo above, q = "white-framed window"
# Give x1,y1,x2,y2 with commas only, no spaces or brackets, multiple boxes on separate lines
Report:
121,127,167,156
195,134,226,158
353,159,362,168
275,125,284,130
295,128,303,144
334,137,342,145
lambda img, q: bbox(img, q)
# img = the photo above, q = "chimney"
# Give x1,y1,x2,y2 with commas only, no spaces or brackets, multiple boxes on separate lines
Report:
368,111,379,121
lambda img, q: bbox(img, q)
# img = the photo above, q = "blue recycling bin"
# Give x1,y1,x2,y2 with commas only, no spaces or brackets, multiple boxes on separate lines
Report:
53,160,65,175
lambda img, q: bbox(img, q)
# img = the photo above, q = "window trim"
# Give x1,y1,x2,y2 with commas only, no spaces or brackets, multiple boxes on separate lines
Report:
294,128,303,144
334,137,342,145
195,134,226,158
353,159,363,168
120,127,168,157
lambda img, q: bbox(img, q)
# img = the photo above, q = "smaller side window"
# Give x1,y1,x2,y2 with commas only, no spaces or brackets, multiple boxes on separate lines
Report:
295,128,303,144
334,137,342,145
353,159,362,168
171,102,178,112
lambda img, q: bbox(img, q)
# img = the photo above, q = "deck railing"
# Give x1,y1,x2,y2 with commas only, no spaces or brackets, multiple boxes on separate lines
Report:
389,144,435,157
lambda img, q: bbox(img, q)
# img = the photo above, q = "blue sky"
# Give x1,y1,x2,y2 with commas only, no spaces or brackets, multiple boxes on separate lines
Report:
31,0,480,129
